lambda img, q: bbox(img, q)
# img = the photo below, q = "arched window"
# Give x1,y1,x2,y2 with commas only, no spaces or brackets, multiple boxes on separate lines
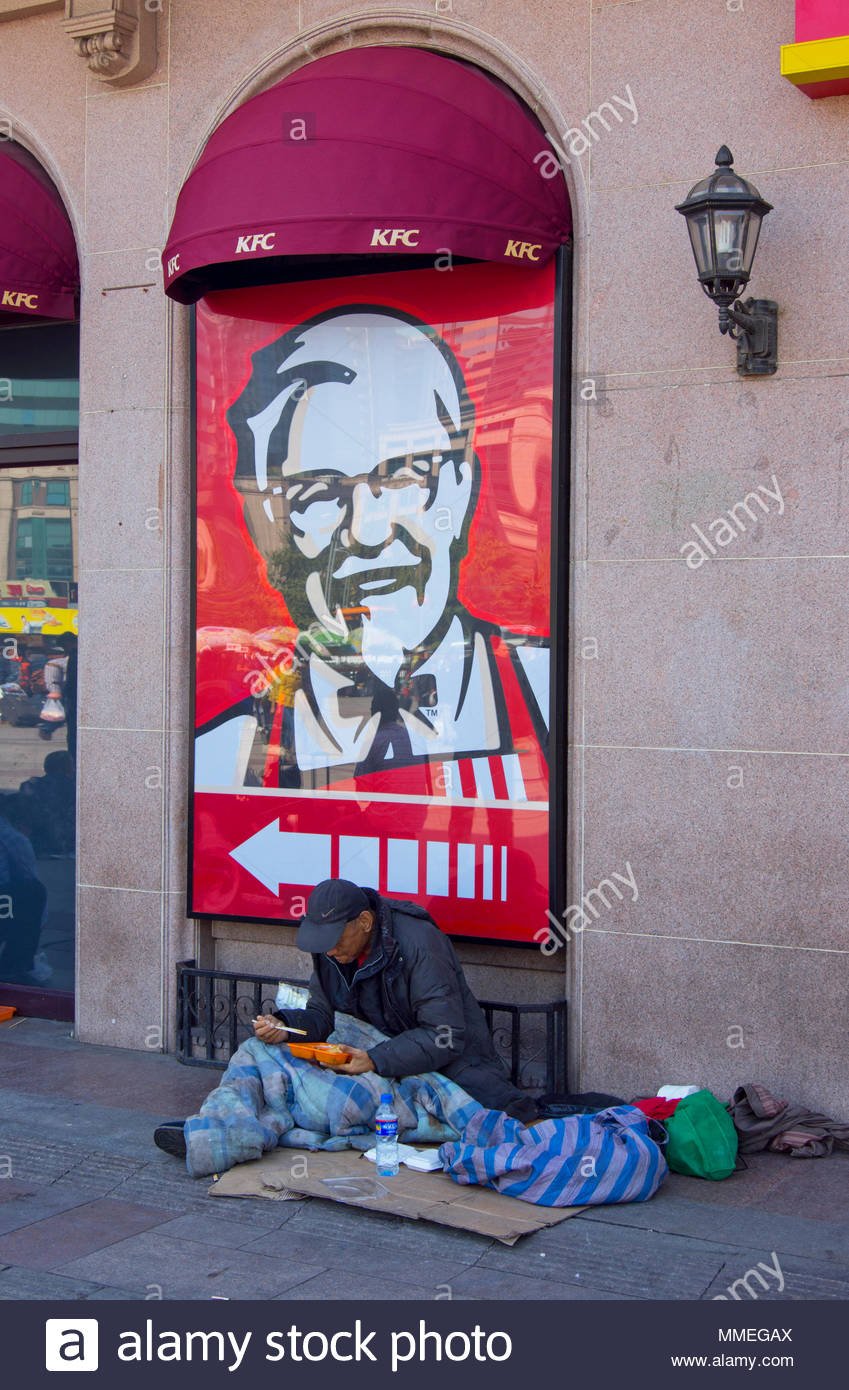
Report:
165,47,572,947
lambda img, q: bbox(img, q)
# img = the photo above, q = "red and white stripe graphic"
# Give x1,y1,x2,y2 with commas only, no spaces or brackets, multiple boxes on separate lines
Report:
231,821,512,902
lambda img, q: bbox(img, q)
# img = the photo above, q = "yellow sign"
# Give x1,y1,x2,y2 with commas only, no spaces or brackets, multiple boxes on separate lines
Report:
0,606,78,636
781,31,849,98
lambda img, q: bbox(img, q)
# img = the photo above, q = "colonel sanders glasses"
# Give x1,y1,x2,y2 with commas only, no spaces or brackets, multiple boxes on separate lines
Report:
280,446,470,518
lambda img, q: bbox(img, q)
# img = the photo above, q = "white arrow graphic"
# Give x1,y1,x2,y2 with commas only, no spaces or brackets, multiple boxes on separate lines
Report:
230,819,331,895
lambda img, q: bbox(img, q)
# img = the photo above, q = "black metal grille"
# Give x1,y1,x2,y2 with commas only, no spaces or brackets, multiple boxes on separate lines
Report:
479,998,568,1093
176,959,567,1091
176,960,290,1067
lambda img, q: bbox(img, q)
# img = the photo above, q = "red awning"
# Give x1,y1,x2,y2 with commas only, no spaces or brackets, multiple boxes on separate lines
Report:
0,144,78,321
163,46,571,303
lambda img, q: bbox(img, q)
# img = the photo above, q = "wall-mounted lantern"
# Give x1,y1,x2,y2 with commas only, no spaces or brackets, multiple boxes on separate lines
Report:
676,147,777,377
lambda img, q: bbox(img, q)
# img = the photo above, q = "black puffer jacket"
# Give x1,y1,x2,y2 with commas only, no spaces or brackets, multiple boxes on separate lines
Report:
274,891,534,1119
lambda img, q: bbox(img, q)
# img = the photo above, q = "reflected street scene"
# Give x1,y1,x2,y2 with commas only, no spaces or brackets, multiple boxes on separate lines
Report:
0,465,77,994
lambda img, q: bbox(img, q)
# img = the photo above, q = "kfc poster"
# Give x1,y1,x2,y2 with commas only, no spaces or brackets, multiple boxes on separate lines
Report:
192,260,555,943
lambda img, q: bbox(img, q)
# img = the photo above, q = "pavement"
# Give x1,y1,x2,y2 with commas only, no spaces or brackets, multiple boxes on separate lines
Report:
1,1016,849,1302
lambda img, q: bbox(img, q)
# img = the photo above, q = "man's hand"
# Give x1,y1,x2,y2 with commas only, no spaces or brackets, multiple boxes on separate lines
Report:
253,1014,288,1044
320,1045,375,1075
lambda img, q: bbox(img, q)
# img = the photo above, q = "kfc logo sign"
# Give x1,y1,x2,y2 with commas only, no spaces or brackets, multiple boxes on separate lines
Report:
207,304,551,828
235,232,277,254
370,228,420,248
2,290,39,309
165,253,180,277
504,240,542,261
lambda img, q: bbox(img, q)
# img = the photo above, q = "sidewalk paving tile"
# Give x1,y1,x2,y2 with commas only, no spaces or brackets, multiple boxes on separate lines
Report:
479,1222,727,1299
56,1230,327,1300
27,1171,167,1214
0,1266,109,1300
702,1253,849,1302
577,1191,849,1264
0,1187,103,1238
0,1032,215,1114
0,1181,35,1203
278,1270,436,1301
152,1212,297,1246
117,1172,307,1224
0,1198,176,1270
0,1131,105,1184
83,1286,154,1300
718,1157,849,1223
0,1089,189,1157
241,1225,475,1291
445,1264,636,1300
661,1155,849,1219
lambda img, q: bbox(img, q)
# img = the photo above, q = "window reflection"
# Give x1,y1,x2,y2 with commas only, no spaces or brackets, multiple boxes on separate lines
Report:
0,464,77,992
0,324,80,438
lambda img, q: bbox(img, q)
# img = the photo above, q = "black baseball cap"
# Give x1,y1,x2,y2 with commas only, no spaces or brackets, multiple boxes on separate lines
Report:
296,878,370,952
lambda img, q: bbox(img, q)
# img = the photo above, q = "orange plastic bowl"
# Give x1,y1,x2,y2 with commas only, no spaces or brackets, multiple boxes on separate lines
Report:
313,1044,352,1066
286,1041,351,1066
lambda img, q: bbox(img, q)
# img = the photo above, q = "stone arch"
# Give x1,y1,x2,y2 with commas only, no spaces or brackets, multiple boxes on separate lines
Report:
0,112,84,262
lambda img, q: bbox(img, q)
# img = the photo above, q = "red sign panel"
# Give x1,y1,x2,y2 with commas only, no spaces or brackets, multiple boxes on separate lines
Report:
795,0,847,41
192,261,555,942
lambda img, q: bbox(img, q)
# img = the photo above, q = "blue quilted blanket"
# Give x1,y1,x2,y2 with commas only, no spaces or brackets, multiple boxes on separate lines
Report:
184,1015,482,1179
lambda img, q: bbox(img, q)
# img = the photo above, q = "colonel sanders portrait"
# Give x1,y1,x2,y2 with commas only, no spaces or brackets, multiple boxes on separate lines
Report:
194,306,550,794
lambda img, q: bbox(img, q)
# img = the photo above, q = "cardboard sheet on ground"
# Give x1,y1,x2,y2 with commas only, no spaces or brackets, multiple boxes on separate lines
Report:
208,1148,580,1245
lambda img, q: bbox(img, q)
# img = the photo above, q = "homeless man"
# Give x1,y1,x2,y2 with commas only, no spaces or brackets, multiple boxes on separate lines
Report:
153,878,538,1157
153,877,539,1156
254,879,539,1125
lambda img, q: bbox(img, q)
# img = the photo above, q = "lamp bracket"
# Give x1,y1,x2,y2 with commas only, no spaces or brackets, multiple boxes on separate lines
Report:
719,297,778,376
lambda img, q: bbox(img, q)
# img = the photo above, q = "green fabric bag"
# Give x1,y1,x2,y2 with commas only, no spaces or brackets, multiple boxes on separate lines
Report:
664,1089,739,1180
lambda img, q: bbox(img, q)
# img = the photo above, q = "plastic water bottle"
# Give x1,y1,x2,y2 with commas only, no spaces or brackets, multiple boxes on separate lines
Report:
375,1093,399,1176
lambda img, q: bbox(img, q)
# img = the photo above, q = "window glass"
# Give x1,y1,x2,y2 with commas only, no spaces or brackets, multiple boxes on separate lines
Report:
45,481,69,506
14,518,33,576
0,464,78,992
0,323,80,438
45,519,73,579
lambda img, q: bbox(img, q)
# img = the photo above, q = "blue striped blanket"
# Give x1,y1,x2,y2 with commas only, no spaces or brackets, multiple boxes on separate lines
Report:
439,1105,668,1206
183,1015,482,1179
